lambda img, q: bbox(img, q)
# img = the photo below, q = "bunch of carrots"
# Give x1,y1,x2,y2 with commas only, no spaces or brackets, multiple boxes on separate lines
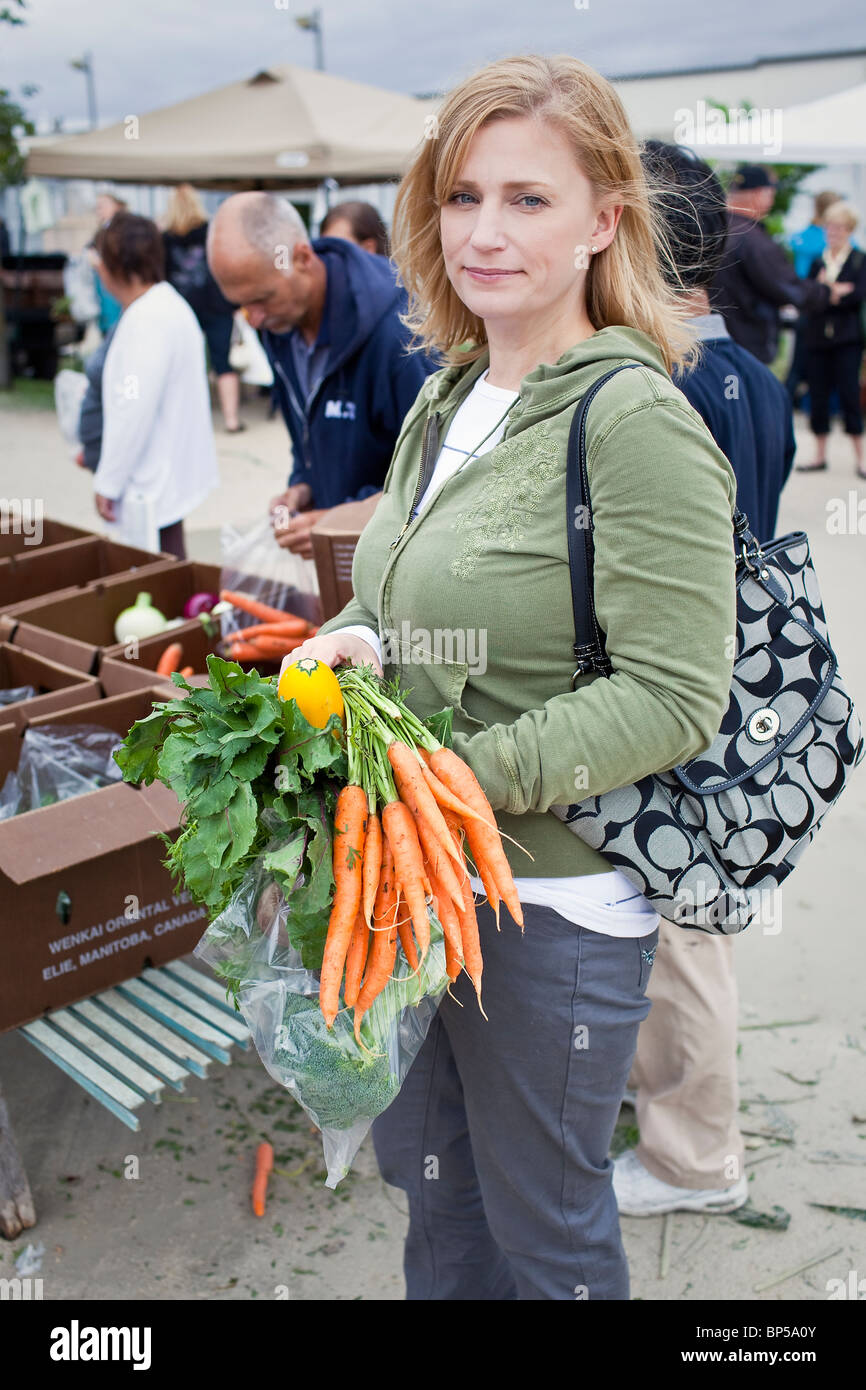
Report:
219,589,318,664
320,665,525,1042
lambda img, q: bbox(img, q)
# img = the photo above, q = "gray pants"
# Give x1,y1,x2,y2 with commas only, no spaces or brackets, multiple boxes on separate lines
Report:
372,901,658,1300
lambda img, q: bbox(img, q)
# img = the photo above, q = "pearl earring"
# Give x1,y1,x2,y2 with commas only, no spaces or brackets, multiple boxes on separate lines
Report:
591,245,598,253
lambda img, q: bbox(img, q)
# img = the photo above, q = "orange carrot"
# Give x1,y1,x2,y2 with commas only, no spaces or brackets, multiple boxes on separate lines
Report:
429,747,523,930
344,910,370,1009
243,634,307,658
419,758,497,831
155,641,183,677
178,665,194,679
388,741,463,872
425,860,463,979
361,810,383,927
413,810,466,912
382,799,431,960
395,891,419,972
319,784,368,1027
233,618,311,641
354,842,399,1041
251,1141,274,1217
220,589,293,624
223,641,270,662
455,868,485,1015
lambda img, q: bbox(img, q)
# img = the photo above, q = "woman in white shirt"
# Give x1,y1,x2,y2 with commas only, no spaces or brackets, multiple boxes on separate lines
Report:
91,212,218,557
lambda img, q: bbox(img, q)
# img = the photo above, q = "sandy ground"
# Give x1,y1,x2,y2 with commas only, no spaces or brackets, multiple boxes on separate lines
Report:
0,379,864,1302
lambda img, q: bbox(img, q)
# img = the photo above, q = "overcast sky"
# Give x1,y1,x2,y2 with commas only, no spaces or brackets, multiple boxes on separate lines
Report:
2,0,864,131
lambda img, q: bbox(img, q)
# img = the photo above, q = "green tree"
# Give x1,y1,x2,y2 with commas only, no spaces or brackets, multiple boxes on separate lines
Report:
0,0,34,388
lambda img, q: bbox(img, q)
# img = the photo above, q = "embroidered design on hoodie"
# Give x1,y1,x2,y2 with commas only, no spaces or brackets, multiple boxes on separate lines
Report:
449,421,562,580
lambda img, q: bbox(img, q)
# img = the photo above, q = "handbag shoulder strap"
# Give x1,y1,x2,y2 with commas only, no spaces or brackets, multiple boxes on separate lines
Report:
566,363,639,685
566,362,760,689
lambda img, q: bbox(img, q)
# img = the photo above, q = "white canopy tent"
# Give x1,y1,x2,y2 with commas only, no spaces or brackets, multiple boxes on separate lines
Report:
24,65,437,189
677,82,866,165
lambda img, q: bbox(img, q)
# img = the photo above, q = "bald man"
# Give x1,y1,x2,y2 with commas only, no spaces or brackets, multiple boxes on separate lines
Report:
208,193,438,557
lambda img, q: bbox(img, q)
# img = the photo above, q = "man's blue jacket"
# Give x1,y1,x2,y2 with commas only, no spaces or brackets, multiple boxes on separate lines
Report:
263,236,438,508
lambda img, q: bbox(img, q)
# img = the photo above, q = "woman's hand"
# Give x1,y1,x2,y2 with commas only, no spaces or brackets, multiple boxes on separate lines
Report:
278,632,383,684
95,492,117,522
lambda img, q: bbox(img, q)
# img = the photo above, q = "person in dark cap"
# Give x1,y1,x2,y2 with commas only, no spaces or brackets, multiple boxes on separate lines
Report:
610,143,796,1223
709,164,838,364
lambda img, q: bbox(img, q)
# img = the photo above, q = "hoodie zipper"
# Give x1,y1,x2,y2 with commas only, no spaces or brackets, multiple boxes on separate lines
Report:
389,411,441,549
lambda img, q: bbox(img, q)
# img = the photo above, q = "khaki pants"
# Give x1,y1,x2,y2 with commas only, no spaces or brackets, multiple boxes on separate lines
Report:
628,918,744,1190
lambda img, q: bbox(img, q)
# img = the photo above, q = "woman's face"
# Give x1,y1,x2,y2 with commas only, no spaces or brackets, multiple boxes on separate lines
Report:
439,115,619,333
824,218,851,254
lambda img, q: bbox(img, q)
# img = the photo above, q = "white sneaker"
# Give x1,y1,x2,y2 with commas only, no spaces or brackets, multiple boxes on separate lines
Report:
613,1149,749,1216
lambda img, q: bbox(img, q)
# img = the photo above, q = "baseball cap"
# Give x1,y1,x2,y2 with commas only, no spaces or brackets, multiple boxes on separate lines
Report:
730,164,777,191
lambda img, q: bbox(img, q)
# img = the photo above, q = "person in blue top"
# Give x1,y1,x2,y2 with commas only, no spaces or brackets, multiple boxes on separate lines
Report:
208,192,439,558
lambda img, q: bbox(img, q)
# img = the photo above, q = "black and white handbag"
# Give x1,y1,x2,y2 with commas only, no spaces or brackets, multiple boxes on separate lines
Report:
550,364,864,932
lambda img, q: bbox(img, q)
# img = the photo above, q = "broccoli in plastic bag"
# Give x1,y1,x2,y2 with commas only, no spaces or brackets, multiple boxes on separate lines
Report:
195,836,448,1187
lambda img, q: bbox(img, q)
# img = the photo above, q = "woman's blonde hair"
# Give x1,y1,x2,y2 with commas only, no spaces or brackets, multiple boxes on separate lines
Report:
164,183,207,236
822,200,858,234
391,54,697,374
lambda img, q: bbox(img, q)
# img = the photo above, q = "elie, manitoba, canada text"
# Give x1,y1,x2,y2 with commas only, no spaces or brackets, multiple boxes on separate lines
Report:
41,892,206,982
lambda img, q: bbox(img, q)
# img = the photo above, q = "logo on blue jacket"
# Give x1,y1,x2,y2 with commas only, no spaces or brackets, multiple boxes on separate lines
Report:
324,399,357,421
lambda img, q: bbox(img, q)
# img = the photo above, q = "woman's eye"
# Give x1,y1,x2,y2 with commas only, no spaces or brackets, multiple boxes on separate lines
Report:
519,195,545,208
449,192,476,205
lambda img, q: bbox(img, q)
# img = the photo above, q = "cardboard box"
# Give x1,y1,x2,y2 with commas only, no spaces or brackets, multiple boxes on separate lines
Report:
1,562,222,676
0,644,100,733
0,688,210,1035
99,614,283,692
0,518,93,561
0,536,174,614
311,494,381,621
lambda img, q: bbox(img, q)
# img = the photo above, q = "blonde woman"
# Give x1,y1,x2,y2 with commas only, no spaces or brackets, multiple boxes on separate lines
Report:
800,201,866,477
163,183,244,432
281,54,737,1300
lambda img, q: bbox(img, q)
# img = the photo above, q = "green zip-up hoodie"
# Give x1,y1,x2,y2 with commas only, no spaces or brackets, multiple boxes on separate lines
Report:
318,325,738,879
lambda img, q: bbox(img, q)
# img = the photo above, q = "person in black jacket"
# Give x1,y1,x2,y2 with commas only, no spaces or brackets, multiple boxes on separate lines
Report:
709,164,831,365
163,184,244,433
798,201,866,478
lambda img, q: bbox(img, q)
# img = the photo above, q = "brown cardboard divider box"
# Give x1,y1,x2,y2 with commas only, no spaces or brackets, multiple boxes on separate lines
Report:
0,535,175,615
99,613,283,693
0,518,94,561
0,561,222,676
311,494,381,622
0,688,209,1035
0,643,100,733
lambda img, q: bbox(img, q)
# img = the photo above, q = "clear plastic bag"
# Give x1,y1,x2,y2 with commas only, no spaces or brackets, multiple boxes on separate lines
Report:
0,723,125,819
0,685,36,707
220,516,321,634
195,830,449,1187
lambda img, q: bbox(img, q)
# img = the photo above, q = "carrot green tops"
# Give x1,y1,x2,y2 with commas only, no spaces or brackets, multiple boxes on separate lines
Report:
318,325,738,879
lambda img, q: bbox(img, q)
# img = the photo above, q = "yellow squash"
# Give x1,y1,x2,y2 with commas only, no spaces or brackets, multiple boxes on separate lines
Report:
277,658,344,729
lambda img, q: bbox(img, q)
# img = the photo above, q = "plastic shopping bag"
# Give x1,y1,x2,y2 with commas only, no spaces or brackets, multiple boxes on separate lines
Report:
195,827,449,1187
0,723,124,820
221,515,321,632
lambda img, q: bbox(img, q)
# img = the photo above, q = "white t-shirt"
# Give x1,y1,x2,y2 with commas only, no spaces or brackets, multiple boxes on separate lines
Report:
337,370,659,938
93,281,219,531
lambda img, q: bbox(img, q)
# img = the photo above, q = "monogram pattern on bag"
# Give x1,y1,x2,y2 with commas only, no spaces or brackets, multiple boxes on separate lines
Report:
552,534,864,933
449,422,562,581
